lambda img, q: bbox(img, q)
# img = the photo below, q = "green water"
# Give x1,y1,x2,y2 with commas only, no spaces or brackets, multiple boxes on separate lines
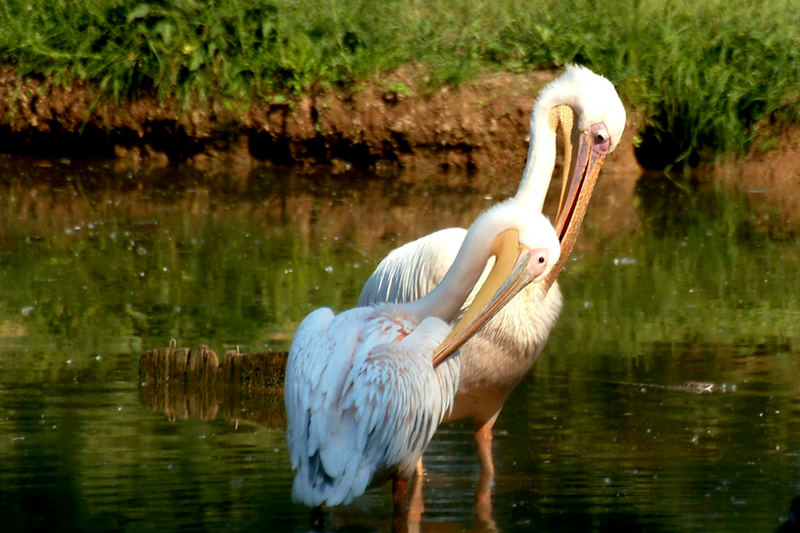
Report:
0,158,798,532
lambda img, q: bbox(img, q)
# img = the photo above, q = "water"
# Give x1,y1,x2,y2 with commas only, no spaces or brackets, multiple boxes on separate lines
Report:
1,157,799,532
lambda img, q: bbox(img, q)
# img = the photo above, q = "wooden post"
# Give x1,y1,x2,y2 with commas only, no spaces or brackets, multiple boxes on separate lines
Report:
139,343,288,428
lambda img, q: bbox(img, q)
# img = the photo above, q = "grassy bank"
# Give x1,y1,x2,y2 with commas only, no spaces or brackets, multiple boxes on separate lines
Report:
1,0,799,167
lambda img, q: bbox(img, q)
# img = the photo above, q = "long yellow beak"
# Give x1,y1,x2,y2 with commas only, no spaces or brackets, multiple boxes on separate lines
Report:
543,127,607,292
430,124,609,366
430,120,611,367
431,229,551,367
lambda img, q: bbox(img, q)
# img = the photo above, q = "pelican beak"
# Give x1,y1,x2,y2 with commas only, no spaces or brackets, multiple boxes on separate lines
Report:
429,122,612,366
544,122,611,292
431,229,554,367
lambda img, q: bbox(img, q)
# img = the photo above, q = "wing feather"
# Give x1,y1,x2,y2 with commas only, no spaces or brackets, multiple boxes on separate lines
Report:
358,228,467,305
285,306,459,507
285,307,335,470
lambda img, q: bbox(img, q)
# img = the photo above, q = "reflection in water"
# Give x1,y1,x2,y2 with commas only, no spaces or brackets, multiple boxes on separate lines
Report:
777,496,800,532
138,343,287,428
138,345,502,531
1,158,800,532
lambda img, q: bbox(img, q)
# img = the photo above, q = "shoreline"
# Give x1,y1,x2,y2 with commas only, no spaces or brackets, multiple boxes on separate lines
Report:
0,66,650,176
1,67,798,228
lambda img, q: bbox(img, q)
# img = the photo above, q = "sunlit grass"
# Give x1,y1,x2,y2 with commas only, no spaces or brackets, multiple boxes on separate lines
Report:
1,0,798,166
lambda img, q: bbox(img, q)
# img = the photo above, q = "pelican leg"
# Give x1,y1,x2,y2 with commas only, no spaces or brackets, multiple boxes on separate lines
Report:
475,469,496,526
310,505,325,531
474,420,496,476
392,476,409,510
408,458,425,523
474,416,498,523
392,476,410,532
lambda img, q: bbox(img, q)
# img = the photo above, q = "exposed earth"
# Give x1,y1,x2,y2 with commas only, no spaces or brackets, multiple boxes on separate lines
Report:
0,66,798,225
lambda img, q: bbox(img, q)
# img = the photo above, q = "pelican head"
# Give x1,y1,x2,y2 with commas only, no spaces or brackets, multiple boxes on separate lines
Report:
518,65,626,291
431,201,561,365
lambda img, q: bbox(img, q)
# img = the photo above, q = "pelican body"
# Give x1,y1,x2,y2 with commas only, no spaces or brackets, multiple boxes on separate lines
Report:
358,65,626,474
285,201,561,508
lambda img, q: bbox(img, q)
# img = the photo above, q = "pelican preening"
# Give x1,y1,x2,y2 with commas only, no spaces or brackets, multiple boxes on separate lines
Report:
285,202,561,508
358,65,626,475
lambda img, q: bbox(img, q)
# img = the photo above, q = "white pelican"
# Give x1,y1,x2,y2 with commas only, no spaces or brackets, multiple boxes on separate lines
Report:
358,65,626,476
285,200,561,510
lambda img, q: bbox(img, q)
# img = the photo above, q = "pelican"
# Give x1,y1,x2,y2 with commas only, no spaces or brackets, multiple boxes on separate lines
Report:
358,65,626,476
285,200,561,510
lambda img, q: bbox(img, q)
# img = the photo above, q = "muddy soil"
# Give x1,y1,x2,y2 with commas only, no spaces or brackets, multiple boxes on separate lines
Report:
711,128,800,228
0,66,637,174
0,66,798,225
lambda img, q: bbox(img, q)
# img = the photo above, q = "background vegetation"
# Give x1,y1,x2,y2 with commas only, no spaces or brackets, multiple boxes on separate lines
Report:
1,0,799,167
1,163,798,362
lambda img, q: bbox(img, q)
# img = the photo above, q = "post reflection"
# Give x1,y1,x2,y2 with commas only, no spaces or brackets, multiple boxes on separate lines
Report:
139,343,503,532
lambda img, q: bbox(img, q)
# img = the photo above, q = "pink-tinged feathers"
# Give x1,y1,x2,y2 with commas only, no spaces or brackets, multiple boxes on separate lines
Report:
286,306,457,506
286,202,560,507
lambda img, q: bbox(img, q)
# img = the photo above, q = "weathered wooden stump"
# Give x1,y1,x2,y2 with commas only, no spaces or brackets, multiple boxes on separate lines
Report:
138,341,288,429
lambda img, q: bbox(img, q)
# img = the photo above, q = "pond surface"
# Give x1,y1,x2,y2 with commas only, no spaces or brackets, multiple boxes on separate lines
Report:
1,157,799,532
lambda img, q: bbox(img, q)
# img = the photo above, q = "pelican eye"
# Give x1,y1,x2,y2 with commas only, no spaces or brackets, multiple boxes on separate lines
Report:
529,248,550,275
590,122,612,155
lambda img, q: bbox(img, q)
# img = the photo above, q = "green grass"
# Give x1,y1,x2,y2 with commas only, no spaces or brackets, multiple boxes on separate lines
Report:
1,0,799,167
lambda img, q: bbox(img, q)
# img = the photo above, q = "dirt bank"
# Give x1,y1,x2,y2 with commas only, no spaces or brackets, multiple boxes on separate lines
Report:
0,66,797,226
0,67,640,174
710,127,800,228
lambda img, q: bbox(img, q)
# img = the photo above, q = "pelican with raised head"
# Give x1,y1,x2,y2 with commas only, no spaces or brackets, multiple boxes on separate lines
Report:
358,65,626,476
285,200,561,513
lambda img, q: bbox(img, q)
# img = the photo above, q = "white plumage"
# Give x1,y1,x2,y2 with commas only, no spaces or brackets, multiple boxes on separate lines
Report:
286,307,458,506
358,65,627,475
286,201,561,507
